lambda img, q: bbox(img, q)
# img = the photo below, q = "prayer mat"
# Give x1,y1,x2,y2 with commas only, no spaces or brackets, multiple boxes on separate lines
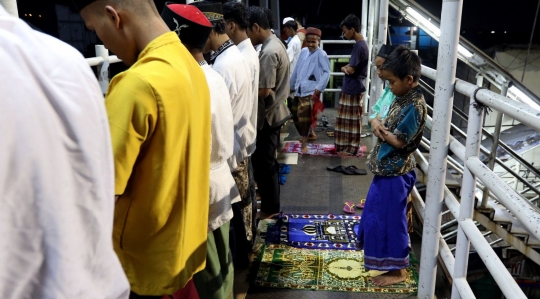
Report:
280,141,367,157
253,244,418,294
266,214,361,250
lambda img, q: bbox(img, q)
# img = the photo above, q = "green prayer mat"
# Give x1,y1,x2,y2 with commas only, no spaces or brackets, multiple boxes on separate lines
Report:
253,244,418,294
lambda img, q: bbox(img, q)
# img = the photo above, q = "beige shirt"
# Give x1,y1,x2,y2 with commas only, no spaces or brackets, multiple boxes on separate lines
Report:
258,34,292,129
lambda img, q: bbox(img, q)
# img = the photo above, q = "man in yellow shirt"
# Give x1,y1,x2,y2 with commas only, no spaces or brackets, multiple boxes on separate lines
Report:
76,0,211,297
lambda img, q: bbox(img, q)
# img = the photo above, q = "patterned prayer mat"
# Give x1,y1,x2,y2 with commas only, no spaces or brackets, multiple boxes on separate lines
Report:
266,214,361,250
253,244,418,294
281,141,367,157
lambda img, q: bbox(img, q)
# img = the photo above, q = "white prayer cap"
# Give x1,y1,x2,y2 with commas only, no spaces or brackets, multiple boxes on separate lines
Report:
282,17,294,25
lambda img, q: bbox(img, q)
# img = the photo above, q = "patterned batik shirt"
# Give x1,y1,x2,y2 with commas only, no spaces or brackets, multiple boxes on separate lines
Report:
367,86,427,176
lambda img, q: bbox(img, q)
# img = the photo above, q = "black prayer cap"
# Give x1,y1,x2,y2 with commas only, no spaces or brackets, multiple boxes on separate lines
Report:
189,1,224,24
377,44,396,59
72,0,97,12
161,2,213,49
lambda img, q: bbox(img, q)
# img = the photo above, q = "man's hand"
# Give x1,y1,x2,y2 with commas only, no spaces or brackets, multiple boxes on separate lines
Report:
341,65,350,75
370,117,389,141
314,89,321,97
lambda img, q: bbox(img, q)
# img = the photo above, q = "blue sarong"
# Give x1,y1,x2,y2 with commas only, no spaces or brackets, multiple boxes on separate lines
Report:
356,171,416,271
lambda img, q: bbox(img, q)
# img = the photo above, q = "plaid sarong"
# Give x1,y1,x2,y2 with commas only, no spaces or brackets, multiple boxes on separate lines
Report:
291,95,312,137
335,92,363,155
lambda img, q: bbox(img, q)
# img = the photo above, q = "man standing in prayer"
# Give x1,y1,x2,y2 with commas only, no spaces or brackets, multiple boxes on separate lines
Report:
289,27,331,154
223,0,261,252
77,0,211,297
0,5,129,298
335,14,369,156
161,4,239,298
283,20,302,76
190,0,252,269
246,6,292,217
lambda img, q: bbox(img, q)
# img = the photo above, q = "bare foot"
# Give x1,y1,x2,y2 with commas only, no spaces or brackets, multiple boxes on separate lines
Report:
301,138,309,154
308,130,317,140
370,269,406,287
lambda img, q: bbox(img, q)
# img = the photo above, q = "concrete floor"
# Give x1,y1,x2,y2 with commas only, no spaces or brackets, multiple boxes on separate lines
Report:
244,109,435,299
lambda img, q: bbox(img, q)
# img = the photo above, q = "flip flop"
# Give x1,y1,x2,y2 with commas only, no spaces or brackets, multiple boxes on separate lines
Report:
326,165,355,175
346,165,368,175
361,133,371,138
326,131,335,137
356,198,366,209
326,165,344,173
343,201,356,214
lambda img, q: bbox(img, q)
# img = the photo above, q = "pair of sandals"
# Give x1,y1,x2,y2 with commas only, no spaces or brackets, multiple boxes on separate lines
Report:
343,199,366,214
326,165,367,175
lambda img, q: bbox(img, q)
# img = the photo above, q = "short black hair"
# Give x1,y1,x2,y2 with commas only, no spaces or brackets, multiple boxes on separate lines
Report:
283,20,297,31
247,6,273,30
340,14,360,32
213,20,227,35
223,1,249,30
382,46,422,82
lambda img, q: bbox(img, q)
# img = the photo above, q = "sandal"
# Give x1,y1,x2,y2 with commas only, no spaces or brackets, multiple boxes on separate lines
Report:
326,131,334,137
343,201,356,214
326,165,355,175
346,165,367,175
356,199,366,209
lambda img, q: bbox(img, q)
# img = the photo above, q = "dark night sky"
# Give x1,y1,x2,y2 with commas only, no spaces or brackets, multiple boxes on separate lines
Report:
13,0,540,50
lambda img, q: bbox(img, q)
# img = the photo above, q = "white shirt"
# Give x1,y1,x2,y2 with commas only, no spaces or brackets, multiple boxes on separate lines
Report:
201,63,241,230
212,45,252,170
287,35,302,75
237,38,260,156
0,6,129,299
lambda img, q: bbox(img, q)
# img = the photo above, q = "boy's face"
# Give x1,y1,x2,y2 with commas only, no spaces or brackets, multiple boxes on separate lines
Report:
284,27,294,37
341,25,354,40
375,56,386,79
382,69,414,97
306,35,319,51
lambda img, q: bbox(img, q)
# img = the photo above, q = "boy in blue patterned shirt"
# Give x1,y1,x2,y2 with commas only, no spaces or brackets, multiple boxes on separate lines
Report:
357,46,427,287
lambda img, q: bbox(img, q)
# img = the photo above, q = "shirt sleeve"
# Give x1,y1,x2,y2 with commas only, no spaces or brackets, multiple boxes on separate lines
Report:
393,104,423,144
349,42,360,69
316,50,331,92
259,50,277,89
290,50,302,91
105,72,158,195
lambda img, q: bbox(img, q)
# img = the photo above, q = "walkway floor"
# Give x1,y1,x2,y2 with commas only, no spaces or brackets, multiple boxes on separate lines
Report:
242,108,426,299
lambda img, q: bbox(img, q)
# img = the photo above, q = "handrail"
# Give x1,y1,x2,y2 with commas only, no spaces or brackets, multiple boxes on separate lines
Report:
390,0,540,107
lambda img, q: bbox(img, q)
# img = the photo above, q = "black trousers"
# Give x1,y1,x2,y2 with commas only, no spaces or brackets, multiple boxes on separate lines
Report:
252,120,281,214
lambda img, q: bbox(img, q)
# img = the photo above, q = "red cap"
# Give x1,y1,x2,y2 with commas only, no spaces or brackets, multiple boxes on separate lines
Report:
167,4,212,27
306,27,322,38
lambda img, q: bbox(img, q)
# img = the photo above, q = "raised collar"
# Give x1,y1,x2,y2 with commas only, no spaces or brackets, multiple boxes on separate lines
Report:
210,39,234,64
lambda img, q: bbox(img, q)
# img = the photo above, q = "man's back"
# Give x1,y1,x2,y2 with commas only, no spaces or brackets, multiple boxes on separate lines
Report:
107,32,211,295
212,44,251,168
287,34,302,74
201,63,239,231
0,7,129,299
259,34,291,129
237,38,260,156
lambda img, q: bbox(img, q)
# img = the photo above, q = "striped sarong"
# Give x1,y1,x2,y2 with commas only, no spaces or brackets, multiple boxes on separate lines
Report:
291,96,312,137
356,171,416,271
335,92,363,155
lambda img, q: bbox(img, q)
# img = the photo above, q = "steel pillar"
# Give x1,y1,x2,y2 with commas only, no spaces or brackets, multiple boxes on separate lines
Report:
451,76,485,299
481,82,509,207
364,0,377,117
0,0,17,16
372,0,388,106
418,0,464,297
361,0,368,37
